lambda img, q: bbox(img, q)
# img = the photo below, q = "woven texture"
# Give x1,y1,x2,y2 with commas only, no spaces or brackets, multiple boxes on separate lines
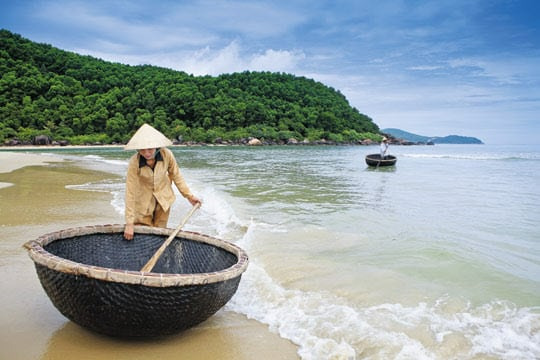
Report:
33,232,243,337
365,154,397,167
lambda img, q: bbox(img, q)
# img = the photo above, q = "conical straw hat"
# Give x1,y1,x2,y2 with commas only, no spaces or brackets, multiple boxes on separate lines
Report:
124,123,173,150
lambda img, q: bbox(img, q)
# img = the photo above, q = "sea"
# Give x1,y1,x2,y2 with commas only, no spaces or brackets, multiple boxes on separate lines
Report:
24,144,540,359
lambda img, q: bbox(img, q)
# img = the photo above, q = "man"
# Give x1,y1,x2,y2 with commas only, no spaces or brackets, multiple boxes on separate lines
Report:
380,137,389,159
123,123,201,240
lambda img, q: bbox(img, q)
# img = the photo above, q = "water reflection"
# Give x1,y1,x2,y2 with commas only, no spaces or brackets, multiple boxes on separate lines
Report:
364,165,396,173
43,321,186,359
41,312,299,360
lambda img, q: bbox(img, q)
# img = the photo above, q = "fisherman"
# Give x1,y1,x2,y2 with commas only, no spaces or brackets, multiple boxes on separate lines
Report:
123,123,201,240
380,137,389,159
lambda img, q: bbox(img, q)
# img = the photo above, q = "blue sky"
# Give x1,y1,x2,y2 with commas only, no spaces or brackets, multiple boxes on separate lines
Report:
2,0,539,144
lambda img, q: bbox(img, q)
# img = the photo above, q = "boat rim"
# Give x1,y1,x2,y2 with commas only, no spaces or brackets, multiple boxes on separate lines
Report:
365,154,396,160
23,224,249,288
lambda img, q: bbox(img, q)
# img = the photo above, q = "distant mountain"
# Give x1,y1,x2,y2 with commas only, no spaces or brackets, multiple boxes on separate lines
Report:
382,128,483,144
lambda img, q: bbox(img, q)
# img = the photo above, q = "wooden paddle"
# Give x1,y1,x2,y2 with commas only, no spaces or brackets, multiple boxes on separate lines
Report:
140,203,201,272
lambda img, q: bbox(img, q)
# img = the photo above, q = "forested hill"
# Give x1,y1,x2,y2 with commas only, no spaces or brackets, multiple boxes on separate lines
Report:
0,29,380,145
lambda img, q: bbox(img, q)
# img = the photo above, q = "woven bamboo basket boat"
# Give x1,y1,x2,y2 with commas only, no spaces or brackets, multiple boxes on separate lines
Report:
365,154,397,167
23,224,249,337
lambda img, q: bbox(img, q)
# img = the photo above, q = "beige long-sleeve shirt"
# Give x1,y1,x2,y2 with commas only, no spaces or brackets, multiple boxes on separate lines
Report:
124,147,193,225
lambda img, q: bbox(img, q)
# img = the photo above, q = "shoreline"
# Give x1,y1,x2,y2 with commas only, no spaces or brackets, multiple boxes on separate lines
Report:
0,151,300,360
0,151,65,189
0,137,485,151
0,144,126,151
0,135,425,149
0,151,65,172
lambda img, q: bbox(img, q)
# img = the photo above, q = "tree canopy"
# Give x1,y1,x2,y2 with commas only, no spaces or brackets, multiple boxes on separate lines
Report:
0,29,381,145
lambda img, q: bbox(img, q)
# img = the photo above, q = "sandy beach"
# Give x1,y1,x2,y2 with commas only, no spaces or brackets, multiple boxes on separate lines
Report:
0,150,299,360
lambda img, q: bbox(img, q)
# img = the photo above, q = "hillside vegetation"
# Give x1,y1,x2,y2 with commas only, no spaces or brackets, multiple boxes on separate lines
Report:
0,30,380,145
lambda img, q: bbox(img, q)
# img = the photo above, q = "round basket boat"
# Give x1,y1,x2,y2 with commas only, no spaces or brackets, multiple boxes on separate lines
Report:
23,224,249,337
365,153,397,167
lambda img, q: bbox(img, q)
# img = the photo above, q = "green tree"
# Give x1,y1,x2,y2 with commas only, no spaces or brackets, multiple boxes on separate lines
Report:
0,29,382,145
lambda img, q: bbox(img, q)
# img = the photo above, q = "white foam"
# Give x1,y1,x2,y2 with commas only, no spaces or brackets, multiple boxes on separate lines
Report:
65,179,125,215
226,222,540,359
230,271,540,359
65,179,123,193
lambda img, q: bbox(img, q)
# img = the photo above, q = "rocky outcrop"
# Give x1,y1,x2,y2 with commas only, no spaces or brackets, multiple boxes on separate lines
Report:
32,135,52,145
247,138,262,146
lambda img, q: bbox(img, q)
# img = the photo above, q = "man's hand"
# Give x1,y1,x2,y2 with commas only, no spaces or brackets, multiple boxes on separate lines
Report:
188,195,202,207
124,223,134,240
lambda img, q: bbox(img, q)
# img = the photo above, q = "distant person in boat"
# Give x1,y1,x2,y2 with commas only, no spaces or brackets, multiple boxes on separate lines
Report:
380,137,389,159
123,123,201,240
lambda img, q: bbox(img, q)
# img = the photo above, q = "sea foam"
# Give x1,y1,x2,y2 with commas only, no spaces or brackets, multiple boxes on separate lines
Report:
226,222,540,360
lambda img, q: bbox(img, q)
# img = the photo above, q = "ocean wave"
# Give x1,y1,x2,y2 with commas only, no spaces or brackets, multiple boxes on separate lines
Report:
172,184,248,239
402,153,540,161
228,261,540,359
65,179,123,192
82,154,127,166
227,222,540,360
65,180,125,215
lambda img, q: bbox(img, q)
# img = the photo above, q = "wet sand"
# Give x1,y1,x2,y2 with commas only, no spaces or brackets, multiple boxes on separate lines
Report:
0,151,299,360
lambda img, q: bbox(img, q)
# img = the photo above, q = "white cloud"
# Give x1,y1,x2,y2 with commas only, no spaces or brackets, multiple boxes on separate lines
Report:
248,49,306,73
447,57,540,85
35,1,216,51
179,42,305,75
408,65,444,71
74,40,306,76
34,0,305,52
183,42,246,75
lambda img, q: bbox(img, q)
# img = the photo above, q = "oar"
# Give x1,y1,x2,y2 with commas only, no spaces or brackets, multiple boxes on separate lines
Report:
140,203,201,272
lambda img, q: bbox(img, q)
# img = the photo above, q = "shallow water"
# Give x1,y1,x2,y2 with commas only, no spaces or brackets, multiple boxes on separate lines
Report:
25,144,540,359
0,160,298,360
